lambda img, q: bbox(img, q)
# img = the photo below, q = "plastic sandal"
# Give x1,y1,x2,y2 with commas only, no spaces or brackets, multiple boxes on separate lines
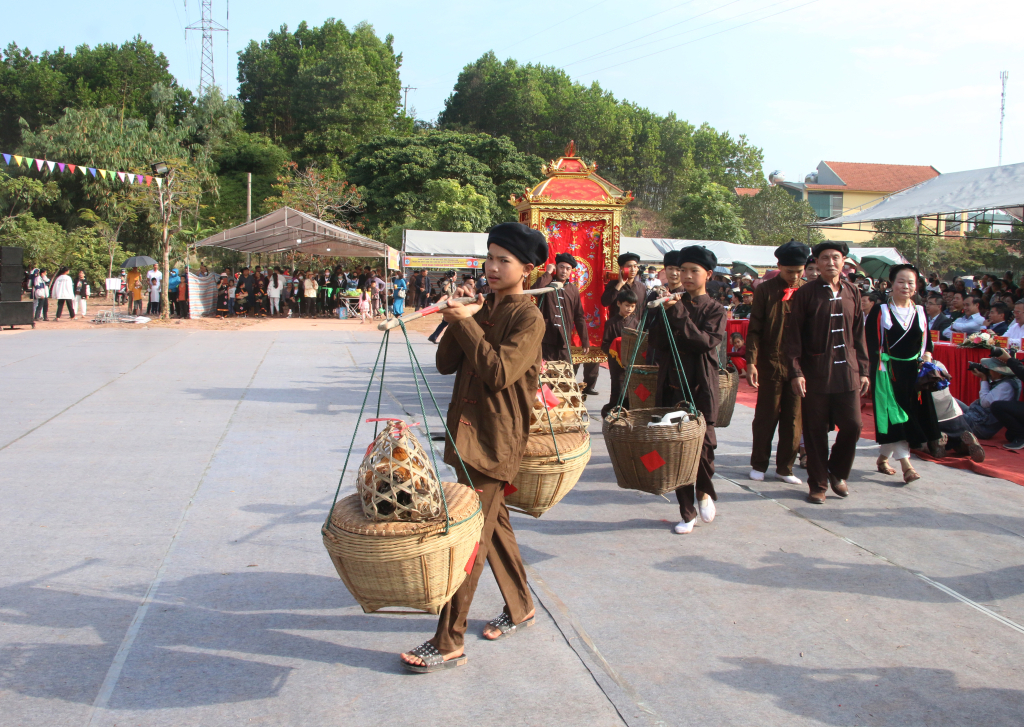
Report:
401,642,467,673
484,612,535,640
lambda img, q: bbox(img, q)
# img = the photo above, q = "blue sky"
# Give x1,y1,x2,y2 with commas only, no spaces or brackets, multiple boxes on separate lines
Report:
6,0,1023,180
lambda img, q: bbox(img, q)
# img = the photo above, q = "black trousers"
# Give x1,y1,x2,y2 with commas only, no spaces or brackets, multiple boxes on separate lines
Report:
801,389,862,494
429,321,448,341
55,299,75,318
676,425,717,522
992,400,1024,441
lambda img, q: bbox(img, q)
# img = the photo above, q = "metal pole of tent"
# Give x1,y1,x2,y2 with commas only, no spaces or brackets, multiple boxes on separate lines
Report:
915,216,921,271
246,173,252,269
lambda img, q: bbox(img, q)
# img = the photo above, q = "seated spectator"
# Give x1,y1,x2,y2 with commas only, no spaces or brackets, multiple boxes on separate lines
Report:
1006,300,1024,345
728,332,747,377
943,294,984,340
733,290,753,319
939,357,1021,459
926,293,951,334
987,302,1010,336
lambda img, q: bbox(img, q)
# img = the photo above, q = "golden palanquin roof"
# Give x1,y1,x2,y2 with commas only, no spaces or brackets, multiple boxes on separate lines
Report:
512,140,633,210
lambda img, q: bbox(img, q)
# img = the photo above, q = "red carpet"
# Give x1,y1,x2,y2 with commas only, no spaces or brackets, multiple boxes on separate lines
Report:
735,380,1024,487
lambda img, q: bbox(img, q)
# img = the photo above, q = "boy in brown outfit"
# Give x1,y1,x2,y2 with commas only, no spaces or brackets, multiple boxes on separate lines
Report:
401,222,547,673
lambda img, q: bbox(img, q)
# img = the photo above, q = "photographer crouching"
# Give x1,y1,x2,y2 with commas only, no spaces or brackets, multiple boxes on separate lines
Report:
989,347,1024,450
938,351,1021,460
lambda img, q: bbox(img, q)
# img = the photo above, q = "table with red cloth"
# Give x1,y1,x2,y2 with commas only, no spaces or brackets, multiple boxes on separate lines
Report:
727,318,749,339
931,343,986,405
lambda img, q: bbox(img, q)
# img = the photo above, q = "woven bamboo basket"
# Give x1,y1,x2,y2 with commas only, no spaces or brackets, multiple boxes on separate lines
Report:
621,327,648,367
602,407,706,496
571,346,607,365
506,431,591,518
529,360,589,434
716,366,739,428
356,420,441,522
322,483,483,614
626,365,660,410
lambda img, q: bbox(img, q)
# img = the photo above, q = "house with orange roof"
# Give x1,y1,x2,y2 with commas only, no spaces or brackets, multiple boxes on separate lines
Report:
744,161,941,244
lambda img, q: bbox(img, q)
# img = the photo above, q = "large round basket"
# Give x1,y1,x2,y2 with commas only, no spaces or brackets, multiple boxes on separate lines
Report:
621,327,648,367
322,483,483,614
716,366,739,428
602,407,706,496
626,365,660,410
506,431,591,518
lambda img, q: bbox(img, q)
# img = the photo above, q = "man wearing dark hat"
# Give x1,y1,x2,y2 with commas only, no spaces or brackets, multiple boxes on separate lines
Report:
784,240,871,504
649,245,726,534
537,252,589,364
747,239,808,486
597,252,648,395
401,221,546,673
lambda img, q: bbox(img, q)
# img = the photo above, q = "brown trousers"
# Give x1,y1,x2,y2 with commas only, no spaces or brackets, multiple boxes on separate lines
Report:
675,425,717,522
750,376,802,476
430,465,534,652
801,389,862,494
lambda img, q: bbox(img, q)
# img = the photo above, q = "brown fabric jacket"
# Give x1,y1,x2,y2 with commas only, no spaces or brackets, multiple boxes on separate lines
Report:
537,272,587,348
600,276,648,313
437,293,545,482
784,277,870,392
746,274,802,380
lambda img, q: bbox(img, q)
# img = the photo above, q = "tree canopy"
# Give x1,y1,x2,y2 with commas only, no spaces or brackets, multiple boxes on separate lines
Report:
667,174,748,243
736,184,823,247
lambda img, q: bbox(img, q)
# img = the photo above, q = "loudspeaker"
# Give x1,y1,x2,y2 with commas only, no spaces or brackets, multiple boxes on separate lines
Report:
0,301,34,327
0,247,23,266
0,266,21,283
0,282,21,300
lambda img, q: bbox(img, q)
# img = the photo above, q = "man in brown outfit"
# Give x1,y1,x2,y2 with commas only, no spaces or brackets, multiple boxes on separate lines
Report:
747,239,809,486
401,222,547,673
784,240,871,504
537,252,589,364
596,251,648,396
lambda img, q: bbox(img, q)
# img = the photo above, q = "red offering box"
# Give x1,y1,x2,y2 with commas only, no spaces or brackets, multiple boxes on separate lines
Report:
995,336,1009,347
951,332,966,345
930,330,939,342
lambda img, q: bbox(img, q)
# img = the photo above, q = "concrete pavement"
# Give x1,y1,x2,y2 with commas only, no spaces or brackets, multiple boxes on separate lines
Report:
2,324,1023,726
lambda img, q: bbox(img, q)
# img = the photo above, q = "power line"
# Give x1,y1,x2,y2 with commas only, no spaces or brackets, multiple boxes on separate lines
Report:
578,0,824,77
999,71,1009,165
402,86,418,116
186,0,227,94
497,0,613,55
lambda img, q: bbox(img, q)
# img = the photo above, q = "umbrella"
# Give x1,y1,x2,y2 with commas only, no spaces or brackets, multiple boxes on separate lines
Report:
713,265,731,274
731,261,759,278
859,254,899,281
121,255,157,269
845,252,861,264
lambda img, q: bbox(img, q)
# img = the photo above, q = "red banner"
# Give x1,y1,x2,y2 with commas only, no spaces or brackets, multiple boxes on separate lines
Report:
543,218,606,347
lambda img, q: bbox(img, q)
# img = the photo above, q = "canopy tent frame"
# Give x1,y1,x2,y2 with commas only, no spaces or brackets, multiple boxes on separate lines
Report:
195,206,387,258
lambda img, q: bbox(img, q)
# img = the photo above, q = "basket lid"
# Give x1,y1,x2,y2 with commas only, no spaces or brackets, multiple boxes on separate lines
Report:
329,482,479,536
523,430,589,457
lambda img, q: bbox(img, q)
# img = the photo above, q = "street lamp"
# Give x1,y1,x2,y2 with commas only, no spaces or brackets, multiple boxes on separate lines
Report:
151,161,171,176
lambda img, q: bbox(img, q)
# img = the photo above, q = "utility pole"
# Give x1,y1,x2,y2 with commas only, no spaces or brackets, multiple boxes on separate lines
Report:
246,172,251,268
186,0,227,95
401,86,417,116
999,71,1009,165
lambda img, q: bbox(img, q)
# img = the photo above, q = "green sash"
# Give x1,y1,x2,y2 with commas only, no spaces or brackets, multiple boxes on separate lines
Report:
874,352,915,434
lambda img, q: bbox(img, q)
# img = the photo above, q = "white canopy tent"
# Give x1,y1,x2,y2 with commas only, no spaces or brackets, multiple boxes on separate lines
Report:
646,238,907,268
814,161,1024,227
197,206,387,257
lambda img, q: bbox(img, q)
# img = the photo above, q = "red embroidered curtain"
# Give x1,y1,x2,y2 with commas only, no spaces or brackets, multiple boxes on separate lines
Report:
543,218,606,347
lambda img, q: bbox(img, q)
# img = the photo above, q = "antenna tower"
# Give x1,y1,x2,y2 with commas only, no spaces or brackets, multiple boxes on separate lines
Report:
186,0,227,95
999,71,1009,165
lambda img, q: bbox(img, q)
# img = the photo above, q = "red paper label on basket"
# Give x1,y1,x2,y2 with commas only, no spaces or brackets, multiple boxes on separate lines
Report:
951,332,965,345
537,385,560,410
640,450,665,472
634,383,652,402
464,541,480,574
503,482,518,497
930,330,939,342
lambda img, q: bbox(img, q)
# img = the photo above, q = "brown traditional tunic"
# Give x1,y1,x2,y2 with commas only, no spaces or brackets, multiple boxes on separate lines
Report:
600,276,648,313
784,278,871,495
437,293,545,482
746,274,803,475
537,272,587,362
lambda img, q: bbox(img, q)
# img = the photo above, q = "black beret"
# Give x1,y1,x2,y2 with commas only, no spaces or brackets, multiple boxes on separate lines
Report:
811,240,850,258
487,222,548,266
888,263,920,283
554,252,577,268
663,249,683,267
775,239,811,266
618,252,641,267
678,245,717,272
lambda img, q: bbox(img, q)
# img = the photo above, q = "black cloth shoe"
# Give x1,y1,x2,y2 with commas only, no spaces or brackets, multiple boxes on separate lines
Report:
1004,439,1024,451
582,387,599,396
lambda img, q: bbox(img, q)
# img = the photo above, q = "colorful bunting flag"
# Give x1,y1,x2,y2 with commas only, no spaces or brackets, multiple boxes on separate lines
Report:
0,151,165,193
127,174,135,185
58,162,65,172
2,154,9,165
68,164,77,174
12,155,22,166
34,159,44,171
89,168,97,177
156,177,163,188
144,175,152,186
136,174,144,185
117,171,125,182
45,160,56,173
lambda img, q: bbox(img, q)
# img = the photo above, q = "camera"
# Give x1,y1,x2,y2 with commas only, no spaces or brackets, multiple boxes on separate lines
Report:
991,346,1005,358
967,361,989,376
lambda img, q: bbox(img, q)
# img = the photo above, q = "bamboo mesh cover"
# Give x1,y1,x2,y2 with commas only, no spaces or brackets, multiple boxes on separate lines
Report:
529,360,589,434
357,420,442,522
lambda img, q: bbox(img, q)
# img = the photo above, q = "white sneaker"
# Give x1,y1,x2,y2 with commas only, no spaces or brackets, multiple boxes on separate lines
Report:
698,495,716,523
775,473,803,486
673,519,695,534
749,469,765,481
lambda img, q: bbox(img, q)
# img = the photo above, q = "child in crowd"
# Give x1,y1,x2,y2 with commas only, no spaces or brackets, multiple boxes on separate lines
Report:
728,332,747,377
357,286,371,323
600,287,639,418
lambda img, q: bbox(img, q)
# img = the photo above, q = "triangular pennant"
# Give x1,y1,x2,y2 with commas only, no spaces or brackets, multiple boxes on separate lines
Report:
45,160,56,173
127,173,135,185
156,177,163,188
117,171,125,182
99,169,108,179
34,159,44,171
68,164,77,174
13,155,23,166
2,154,10,165
89,168,97,177
144,175,152,186
136,174,144,185
58,162,65,172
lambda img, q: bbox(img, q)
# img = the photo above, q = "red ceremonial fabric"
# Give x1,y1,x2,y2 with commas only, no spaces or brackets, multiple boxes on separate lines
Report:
726,319,749,339
464,541,480,573
542,218,606,347
931,343,986,405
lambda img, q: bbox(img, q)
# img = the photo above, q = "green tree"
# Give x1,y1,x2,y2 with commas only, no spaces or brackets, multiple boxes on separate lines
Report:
0,167,60,232
206,130,290,228
736,183,823,247
383,178,494,247
667,175,748,243
237,19,407,164
0,212,117,286
345,130,541,238
265,162,365,226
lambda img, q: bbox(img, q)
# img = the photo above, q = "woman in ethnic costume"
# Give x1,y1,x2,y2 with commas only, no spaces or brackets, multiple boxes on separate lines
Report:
865,264,943,483
216,275,230,317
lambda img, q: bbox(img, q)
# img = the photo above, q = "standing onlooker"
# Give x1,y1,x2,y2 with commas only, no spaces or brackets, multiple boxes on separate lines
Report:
167,268,181,313
33,268,50,320
147,264,162,312
176,271,189,318
303,271,319,317
392,271,407,317
226,270,237,316
52,267,75,319
73,270,90,317
268,268,284,316
357,282,371,323
148,274,161,315
126,266,143,315
414,269,430,310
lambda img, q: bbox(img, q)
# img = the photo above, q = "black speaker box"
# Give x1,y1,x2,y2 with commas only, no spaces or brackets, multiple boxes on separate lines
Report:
0,282,22,300
0,247,23,266
0,301,34,327
0,266,23,283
